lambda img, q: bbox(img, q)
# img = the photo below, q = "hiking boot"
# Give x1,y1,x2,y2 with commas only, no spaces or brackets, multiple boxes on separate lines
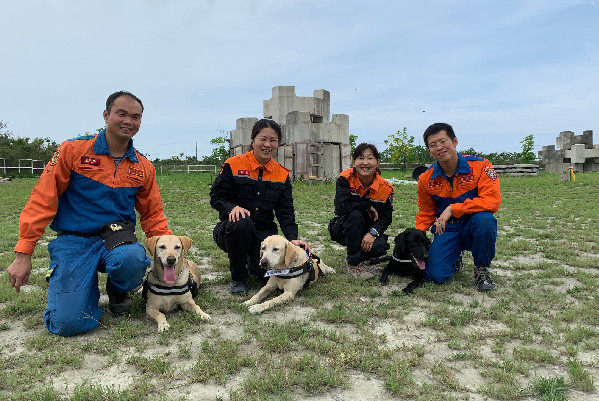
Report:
230,280,248,295
106,284,132,315
348,262,375,281
474,266,496,292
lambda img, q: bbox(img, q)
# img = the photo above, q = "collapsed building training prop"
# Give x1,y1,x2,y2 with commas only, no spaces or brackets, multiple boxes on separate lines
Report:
229,86,351,180
538,130,599,174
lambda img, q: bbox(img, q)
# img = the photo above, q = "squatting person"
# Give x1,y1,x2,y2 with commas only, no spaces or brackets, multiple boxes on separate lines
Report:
7,91,172,336
209,118,309,295
329,143,394,280
415,122,501,291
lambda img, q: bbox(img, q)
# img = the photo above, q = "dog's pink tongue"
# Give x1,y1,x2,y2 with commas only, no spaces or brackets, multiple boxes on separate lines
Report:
414,259,426,270
164,265,177,284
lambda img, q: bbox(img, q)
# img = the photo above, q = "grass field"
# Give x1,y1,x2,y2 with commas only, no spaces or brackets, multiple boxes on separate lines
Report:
0,171,598,401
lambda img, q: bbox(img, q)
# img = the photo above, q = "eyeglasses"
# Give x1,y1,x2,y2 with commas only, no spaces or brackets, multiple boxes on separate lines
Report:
428,138,450,149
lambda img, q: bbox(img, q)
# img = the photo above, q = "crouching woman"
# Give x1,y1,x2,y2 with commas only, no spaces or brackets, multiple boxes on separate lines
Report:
329,143,394,280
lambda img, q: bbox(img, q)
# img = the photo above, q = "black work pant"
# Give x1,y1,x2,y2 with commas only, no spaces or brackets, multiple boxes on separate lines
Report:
329,209,389,266
213,218,275,283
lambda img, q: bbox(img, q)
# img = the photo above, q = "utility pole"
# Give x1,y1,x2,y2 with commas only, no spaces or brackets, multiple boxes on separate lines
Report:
195,142,198,161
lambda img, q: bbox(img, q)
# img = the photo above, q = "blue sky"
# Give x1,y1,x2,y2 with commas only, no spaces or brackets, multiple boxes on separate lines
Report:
1,0,597,160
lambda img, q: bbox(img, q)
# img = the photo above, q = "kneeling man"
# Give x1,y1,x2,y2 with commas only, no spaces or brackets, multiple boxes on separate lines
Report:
416,123,501,291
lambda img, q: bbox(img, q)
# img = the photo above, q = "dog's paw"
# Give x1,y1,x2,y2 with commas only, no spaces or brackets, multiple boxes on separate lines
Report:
157,321,170,332
328,267,336,274
248,304,266,314
380,275,389,286
243,299,256,306
199,311,211,320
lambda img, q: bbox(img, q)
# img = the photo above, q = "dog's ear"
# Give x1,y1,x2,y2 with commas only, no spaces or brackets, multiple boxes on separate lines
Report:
145,236,159,256
285,241,299,267
179,236,193,254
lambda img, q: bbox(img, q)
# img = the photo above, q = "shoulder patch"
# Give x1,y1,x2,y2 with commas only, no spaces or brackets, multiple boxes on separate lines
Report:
49,149,60,166
484,166,498,181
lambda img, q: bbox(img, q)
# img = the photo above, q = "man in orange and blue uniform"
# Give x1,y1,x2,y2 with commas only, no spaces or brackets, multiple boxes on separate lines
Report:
416,122,501,291
7,91,171,336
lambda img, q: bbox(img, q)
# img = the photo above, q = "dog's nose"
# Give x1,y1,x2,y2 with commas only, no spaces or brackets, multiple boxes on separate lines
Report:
260,259,269,268
166,256,176,265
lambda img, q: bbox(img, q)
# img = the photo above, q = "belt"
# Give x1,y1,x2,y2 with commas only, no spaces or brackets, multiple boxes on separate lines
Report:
57,231,100,238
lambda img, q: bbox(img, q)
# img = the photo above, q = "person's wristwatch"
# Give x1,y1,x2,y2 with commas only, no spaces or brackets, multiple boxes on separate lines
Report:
369,228,379,238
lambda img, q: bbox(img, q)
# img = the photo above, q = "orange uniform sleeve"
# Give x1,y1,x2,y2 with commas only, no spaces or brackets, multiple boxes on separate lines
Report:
14,143,73,255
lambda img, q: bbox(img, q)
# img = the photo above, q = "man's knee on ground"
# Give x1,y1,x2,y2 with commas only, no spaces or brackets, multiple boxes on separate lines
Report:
425,267,453,284
45,309,100,337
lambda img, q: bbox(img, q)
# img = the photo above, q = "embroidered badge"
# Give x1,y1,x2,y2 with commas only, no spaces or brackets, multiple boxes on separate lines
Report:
237,169,250,176
81,156,100,165
428,179,443,188
485,166,498,181
128,166,144,178
350,187,360,194
49,149,60,166
459,174,475,183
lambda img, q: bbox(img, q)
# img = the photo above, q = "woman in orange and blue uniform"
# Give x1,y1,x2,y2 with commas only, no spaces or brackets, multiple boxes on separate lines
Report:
329,143,394,280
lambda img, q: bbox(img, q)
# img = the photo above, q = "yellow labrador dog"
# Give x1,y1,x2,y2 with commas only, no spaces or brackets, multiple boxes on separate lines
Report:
243,235,335,314
144,235,210,332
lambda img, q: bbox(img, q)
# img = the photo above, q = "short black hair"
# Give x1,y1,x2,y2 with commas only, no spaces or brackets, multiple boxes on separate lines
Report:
106,91,144,114
251,118,282,142
423,122,455,148
353,143,380,161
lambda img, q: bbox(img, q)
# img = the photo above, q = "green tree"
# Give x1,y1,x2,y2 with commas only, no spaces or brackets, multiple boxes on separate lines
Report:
519,134,536,163
0,121,58,161
349,134,358,155
383,127,414,170
201,135,229,167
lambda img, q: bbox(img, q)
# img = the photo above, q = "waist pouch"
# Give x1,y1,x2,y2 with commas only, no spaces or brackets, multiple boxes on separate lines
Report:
99,221,138,250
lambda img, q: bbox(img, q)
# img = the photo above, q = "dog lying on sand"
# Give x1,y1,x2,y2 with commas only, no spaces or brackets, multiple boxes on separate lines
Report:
243,235,335,314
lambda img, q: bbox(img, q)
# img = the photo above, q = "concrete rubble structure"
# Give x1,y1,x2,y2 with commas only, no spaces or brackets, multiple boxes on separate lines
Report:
538,130,599,174
229,86,351,180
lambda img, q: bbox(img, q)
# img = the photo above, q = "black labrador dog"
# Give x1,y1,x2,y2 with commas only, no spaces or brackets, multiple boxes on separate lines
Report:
380,228,430,293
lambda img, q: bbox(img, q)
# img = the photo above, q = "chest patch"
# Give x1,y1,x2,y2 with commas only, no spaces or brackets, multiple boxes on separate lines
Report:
81,156,100,166
237,169,250,176
458,174,475,184
428,179,443,188
128,166,144,178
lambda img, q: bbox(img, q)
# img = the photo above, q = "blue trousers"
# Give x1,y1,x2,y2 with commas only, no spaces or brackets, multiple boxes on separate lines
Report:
44,235,150,337
426,212,497,284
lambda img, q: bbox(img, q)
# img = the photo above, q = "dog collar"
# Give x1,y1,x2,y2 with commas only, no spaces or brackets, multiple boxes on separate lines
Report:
147,281,190,296
264,252,314,279
392,254,412,263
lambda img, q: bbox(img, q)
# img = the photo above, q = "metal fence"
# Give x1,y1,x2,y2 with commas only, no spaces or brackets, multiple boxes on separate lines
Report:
0,159,220,176
1,158,46,175
157,164,218,174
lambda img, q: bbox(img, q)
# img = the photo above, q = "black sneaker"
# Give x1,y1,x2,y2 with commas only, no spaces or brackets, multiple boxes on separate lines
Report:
454,254,464,274
474,266,496,292
230,280,248,295
106,284,132,315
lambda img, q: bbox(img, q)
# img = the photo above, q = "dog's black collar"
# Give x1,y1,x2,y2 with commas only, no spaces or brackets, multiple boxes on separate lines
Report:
263,253,324,287
147,281,190,296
